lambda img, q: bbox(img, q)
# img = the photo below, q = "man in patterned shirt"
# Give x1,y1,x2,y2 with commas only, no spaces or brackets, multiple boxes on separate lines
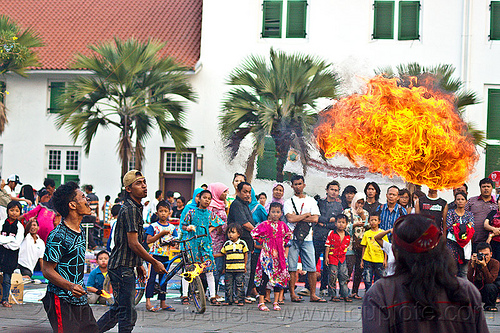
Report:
42,181,99,333
98,170,167,333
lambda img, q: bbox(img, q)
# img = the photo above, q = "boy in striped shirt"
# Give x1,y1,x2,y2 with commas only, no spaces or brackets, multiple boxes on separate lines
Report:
221,223,248,306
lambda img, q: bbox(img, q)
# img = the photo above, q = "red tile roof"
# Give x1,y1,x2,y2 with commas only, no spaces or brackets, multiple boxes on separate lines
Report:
0,0,202,70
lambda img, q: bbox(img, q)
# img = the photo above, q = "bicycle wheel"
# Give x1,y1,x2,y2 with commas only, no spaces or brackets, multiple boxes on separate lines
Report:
188,276,206,314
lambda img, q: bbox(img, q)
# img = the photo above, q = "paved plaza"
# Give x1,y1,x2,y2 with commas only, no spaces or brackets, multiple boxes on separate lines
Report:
2,284,500,333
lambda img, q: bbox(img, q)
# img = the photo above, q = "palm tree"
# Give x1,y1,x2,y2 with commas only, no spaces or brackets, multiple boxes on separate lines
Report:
220,48,341,182
0,15,43,134
375,62,485,147
55,38,196,181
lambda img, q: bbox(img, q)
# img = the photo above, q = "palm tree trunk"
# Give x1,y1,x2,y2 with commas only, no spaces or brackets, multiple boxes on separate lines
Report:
276,148,287,182
245,148,258,183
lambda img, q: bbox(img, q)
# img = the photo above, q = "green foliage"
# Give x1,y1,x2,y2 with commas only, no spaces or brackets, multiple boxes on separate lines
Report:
55,38,196,177
220,48,341,181
0,15,43,77
375,62,485,148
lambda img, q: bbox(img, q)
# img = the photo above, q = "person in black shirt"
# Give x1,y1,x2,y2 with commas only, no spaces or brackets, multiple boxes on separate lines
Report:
415,188,448,231
227,182,255,301
98,170,166,333
363,182,381,215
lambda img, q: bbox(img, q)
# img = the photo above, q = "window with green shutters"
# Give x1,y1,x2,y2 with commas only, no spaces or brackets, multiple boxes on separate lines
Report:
286,0,307,38
487,89,500,140
491,2,500,40
262,1,283,38
486,145,500,177
373,1,394,39
256,137,277,180
398,1,420,40
48,81,66,113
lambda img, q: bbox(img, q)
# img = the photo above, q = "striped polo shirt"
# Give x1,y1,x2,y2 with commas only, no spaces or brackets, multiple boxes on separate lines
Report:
220,239,249,273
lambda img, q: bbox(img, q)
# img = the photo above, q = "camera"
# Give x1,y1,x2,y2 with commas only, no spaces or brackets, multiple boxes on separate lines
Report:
477,253,485,261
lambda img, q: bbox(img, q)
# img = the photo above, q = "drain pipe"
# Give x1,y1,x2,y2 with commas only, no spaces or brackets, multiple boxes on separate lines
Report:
461,0,472,88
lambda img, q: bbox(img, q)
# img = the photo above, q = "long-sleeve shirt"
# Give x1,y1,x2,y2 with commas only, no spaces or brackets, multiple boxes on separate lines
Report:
0,219,24,251
465,196,498,243
467,257,500,285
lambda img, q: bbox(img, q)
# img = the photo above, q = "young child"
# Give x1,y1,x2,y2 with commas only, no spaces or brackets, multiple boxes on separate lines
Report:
221,223,249,306
144,200,178,312
257,192,267,207
360,212,388,292
181,189,224,305
325,214,351,302
0,201,24,307
251,202,291,311
106,204,121,252
374,228,395,276
17,218,45,279
87,250,110,304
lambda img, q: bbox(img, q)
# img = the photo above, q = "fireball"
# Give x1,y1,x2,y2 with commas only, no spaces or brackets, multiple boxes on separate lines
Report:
315,76,479,190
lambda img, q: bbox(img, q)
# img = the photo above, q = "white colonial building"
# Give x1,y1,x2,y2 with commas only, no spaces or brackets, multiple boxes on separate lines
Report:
0,0,499,201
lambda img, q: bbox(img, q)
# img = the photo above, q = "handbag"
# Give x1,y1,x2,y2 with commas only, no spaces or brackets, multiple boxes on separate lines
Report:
291,198,311,242
0,188,11,207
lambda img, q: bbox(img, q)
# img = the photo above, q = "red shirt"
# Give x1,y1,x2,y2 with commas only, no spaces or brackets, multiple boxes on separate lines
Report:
325,230,350,265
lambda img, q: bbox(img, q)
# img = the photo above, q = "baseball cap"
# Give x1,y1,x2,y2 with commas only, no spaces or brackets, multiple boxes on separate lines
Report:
123,170,145,187
7,174,22,185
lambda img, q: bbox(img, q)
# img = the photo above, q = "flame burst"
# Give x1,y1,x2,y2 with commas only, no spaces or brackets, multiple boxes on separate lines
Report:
315,76,479,190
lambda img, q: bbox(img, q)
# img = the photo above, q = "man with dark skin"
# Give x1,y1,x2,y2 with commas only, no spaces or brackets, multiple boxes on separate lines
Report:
42,182,99,332
284,175,326,303
98,170,167,333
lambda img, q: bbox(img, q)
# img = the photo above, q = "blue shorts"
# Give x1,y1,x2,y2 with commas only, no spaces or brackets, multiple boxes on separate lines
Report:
288,240,316,272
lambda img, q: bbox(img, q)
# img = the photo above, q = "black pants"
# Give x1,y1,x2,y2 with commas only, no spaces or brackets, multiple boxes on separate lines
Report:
258,272,282,296
476,282,498,308
42,291,99,333
246,252,259,296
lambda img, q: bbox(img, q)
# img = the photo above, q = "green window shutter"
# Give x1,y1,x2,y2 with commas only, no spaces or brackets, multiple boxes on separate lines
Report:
398,1,420,40
47,174,62,188
487,89,500,140
48,82,65,113
64,174,80,185
491,2,500,40
0,81,5,105
256,137,277,180
486,145,500,177
286,0,307,38
373,1,394,39
262,1,283,38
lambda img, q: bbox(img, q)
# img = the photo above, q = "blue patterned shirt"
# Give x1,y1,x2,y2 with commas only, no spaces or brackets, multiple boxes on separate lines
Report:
44,221,87,305
377,203,407,231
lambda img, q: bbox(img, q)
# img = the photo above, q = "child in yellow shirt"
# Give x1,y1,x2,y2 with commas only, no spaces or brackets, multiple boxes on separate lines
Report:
360,212,388,292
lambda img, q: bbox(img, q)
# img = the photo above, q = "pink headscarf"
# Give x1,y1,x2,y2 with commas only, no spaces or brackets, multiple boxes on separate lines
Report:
265,182,285,211
208,182,229,211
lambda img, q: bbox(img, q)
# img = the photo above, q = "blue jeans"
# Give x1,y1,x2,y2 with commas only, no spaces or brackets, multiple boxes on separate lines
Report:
328,261,348,298
213,256,225,294
225,272,244,304
362,260,384,292
97,267,137,333
1,271,11,303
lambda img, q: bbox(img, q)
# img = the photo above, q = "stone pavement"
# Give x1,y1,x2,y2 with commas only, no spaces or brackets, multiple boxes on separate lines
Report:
2,289,500,333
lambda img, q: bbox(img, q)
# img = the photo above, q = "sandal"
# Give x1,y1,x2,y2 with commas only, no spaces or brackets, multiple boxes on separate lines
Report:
330,297,341,302
161,305,176,312
485,306,498,312
1,301,11,308
235,301,244,307
258,302,270,311
278,300,285,305
273,302,281,311
264,298,271,303
350,293,362,300
343,297,353,303
146,305,160,312
180,296,189,305
210,297,222,306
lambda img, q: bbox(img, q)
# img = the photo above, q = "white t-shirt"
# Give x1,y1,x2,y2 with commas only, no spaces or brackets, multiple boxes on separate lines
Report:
284,195,320,242
18,234,45,272
382,240,395,276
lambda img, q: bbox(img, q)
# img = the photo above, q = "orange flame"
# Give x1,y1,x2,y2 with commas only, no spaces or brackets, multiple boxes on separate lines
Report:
315,76,479,190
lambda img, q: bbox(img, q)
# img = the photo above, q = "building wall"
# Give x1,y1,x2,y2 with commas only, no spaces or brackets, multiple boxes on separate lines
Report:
0,0,498,202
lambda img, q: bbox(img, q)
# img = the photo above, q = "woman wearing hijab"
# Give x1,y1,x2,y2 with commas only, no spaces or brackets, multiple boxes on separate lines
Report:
265,183,285,213
362,214,488,332
207,182,229,299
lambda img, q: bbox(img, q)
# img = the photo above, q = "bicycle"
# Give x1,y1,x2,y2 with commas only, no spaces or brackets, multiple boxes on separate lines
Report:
103,228,211,314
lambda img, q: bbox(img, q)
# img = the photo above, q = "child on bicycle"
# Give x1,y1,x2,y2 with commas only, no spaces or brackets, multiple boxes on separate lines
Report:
181,189,224,306
251,202,291,311
221,223,249,306
144,200,178,312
